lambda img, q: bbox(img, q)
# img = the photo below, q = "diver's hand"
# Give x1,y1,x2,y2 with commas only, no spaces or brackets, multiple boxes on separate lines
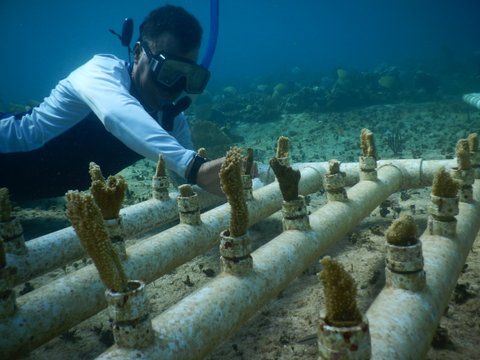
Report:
196,157,225,197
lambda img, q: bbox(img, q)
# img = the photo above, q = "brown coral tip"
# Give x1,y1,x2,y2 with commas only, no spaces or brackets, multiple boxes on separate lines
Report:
276,136,289,158
360,128,376,158
467,133,478,153
386,214,418,246
89,168,128,221
328,159,341,175
155,154,166,177
178,184,195,197
220,147,249,237
269,157,301,201
432,167,459,198
0,187,12,222
89,162,105,182
456,139,471,170
66,191,128,292
319,256,362,326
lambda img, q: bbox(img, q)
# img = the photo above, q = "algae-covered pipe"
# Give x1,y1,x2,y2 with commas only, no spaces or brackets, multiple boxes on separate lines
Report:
366,182,480,359
7,188,224,285
96,164,405,359
7,158,454,288
0,165,327,358
463,93,480,110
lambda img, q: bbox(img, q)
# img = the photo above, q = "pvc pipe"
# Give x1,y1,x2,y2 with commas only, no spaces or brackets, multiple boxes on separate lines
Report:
0,159,456,356
366,182,480,359
95,163,405,359
0,164,327,358
7,159,455,287
7,188,224,285
463,93,480,110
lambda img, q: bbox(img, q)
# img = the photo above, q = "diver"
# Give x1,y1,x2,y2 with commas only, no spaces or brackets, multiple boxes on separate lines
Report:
0,4,227,200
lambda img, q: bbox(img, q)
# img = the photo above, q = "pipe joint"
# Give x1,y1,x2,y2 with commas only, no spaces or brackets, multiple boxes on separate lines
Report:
427,194,458,237
281,195,311,231
0,217,27,255
385,242,425,291
177,193,201,225
151,176,170,201
241,174,254,201
105,280,154,349
104,218,127,260
324,173,348,202
451,168,475,202
0,265,17,318
318,313,371,359
219,230,253,275
359,156,377,181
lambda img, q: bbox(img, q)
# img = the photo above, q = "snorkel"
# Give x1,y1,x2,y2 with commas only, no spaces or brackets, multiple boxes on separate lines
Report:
201,0,219,69
109,18,134,62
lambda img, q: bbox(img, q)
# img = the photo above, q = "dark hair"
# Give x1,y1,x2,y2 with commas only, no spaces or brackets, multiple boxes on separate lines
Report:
140,5,202,53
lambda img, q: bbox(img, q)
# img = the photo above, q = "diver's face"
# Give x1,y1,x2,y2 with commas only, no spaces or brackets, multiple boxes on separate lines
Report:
132,32,199,111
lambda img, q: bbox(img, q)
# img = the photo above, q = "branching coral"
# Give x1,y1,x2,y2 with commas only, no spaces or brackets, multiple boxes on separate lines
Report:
276,136,289,158
456,139,471,170
360,128,376,158
220,147,249,237
269,157,300,201
467,133,478,153
432,167,458,198
155,155,166,178
244,148,254,175
88,162,105,182
386,214,418,246
0,188,12,222
89,162,127,220
66,191,128,292
320,256,362,326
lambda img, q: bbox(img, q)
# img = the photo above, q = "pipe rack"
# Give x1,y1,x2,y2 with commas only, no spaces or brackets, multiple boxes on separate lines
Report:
95,162,405,359
0,159,459,357
0,164,327,357
367,183,480,359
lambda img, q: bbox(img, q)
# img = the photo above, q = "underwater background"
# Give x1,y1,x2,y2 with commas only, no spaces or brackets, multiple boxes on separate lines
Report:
1,0,479,104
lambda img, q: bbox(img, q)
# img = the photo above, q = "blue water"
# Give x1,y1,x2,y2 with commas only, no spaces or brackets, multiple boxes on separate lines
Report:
1,0,479,104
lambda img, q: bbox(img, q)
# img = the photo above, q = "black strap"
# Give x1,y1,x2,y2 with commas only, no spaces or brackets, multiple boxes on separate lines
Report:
161,96,192,131
186,154,208,185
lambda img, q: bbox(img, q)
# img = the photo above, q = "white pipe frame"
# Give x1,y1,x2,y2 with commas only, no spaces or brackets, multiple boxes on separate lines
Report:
7,188,224,285
0,164,326,357
0,159,458,357
96,163,406,359
463,92,480,110
96,172,480,360
367,182,480,359
7,159,455,286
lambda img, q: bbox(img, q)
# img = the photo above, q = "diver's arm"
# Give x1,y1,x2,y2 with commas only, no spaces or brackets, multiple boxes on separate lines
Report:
0,81,90,153
68,55,196,178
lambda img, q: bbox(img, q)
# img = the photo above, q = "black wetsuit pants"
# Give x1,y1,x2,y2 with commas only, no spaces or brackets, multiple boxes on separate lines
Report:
0,112,142,201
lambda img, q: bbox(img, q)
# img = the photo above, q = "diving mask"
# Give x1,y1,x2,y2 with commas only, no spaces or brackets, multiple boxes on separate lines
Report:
142,41,210,94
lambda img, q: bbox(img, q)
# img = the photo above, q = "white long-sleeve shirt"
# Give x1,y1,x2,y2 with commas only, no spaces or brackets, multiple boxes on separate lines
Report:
0,54,196,178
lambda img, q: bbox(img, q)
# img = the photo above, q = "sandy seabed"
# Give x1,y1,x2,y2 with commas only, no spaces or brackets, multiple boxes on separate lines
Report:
12,99,480,359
